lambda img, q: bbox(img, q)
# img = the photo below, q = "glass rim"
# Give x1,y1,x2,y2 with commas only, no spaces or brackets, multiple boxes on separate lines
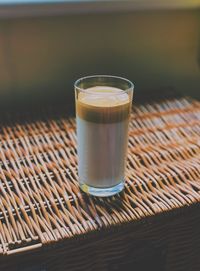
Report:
74,75,134,95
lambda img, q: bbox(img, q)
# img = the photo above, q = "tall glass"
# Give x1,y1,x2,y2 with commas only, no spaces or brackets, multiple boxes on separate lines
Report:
75,75,134,197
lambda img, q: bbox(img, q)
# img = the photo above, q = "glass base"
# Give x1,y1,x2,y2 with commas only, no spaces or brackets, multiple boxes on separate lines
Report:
80,182,124,197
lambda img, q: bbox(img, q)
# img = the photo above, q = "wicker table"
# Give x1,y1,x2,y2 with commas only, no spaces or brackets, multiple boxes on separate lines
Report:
0,97,199,271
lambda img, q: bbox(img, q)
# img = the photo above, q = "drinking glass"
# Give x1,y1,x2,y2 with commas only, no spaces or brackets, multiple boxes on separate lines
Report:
75,75,134,196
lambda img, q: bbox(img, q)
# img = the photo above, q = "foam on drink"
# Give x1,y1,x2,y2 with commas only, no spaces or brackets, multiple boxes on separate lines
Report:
76,86,131,188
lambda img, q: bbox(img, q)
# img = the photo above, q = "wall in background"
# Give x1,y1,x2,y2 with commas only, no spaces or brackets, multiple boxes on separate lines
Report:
0,9,199,110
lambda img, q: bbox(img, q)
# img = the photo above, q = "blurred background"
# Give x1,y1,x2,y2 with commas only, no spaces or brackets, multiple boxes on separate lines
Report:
0,0,199,113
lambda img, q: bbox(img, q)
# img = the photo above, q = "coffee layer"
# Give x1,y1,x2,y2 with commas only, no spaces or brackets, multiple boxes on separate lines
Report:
76,86,131,123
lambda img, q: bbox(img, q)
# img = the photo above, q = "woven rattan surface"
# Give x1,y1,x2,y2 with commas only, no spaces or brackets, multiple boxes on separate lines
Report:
0,97,199,257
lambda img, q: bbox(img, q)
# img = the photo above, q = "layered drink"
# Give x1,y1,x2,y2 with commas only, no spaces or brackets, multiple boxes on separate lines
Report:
75,82,133,196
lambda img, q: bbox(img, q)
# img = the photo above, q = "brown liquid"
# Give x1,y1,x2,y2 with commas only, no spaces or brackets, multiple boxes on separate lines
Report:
76,86,131,188
76,86,131,123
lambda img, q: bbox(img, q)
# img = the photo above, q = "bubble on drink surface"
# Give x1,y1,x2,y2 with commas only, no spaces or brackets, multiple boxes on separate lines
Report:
79,86,129,107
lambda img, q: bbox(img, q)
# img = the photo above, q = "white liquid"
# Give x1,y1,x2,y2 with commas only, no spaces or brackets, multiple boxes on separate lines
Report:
77,117,129,188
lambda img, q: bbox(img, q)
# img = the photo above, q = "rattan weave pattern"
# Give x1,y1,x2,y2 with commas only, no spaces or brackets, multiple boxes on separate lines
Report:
0,97,199,255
